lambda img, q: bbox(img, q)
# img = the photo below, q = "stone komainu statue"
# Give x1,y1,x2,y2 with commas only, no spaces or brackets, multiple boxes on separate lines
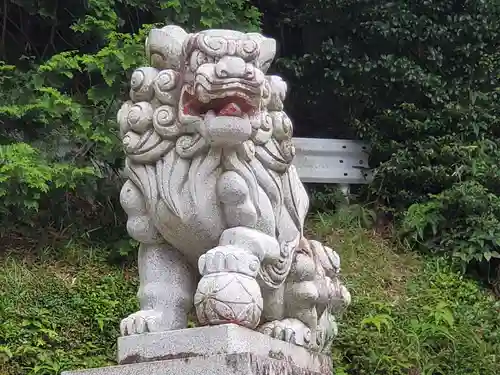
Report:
117,25,350,353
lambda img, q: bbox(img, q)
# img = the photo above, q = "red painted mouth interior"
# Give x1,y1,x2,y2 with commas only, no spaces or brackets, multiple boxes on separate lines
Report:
183,93,255,117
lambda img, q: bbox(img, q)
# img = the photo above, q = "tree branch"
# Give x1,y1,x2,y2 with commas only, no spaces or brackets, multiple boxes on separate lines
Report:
1,0,7,59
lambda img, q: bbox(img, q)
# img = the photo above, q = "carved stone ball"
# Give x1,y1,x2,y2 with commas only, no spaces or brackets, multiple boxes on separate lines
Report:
194,272,263,329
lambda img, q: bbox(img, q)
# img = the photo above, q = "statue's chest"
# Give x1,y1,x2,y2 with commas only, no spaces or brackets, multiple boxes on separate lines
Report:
152,190,226,263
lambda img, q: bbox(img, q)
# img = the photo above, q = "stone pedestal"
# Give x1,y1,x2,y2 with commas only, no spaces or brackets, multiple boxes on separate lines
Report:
62,324,333,375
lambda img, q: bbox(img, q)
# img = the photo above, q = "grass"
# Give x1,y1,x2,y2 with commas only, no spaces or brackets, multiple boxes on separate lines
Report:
1,204,500,375
0,247,138,375
309,205,500,375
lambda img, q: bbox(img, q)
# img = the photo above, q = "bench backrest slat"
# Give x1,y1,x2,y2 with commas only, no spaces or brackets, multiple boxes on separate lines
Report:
292,137,373,184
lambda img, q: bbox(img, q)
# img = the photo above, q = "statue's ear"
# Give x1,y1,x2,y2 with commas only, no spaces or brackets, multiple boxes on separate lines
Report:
247,33,276,73
267,75,288,111
145,25,189,71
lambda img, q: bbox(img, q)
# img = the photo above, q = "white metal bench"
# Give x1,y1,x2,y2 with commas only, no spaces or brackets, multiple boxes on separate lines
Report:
292,137,373,194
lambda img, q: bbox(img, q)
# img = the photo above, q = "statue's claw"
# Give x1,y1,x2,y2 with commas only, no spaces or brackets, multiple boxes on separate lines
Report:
120,310,164,336
258,318,312,348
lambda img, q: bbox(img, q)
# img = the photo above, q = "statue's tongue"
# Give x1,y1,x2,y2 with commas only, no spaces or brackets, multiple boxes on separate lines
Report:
218,102,243,117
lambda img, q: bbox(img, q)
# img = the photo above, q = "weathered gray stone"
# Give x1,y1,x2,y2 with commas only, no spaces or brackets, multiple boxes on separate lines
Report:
63,325,332,375
62,352,331,375
116,324,329,372
116,24,351,354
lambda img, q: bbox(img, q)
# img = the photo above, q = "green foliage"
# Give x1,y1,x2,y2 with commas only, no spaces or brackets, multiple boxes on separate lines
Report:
0,0,261,242
267,0,500,273
309,211,500,375
401,180,500,266
3,1,500,372
3,210,497,375
308,185,349,211
0,143,94,230
0,250,138,375
336,259,500,375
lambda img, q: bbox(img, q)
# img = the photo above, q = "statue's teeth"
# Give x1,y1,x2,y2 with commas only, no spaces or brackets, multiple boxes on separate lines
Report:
199,94,210,103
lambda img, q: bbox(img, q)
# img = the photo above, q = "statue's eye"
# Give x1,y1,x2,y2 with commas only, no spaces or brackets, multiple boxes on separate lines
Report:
189,51,214,71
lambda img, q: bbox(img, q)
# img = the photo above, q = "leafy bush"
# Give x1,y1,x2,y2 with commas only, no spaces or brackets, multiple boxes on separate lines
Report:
265,0,500,275
6,0,500,276
0,0,260,244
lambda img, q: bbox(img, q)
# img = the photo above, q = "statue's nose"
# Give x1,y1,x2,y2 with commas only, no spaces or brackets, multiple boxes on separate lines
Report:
215,56,254,79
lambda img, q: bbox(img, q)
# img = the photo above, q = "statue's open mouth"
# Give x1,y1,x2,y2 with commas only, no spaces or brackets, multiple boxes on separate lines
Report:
182,92,256,117
182,89,257,118
180,74,263,120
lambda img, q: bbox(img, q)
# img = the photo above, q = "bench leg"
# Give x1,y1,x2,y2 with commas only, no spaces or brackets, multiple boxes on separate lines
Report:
338,183,350,202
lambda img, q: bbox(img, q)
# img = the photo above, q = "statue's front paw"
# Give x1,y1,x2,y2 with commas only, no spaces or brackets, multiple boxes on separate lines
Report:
259,318,311,348
120,310,164,336
198,245,260,277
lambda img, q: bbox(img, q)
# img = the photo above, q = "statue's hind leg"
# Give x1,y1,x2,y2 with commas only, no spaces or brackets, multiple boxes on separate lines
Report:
120,180,196,335
260,282,315,347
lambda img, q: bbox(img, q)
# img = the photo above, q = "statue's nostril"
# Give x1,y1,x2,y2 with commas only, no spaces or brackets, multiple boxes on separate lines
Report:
215,62,229,77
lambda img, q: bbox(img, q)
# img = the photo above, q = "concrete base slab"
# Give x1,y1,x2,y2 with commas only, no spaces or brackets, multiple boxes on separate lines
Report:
62,352,331,375
118,324,330,370
62,324,332,375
